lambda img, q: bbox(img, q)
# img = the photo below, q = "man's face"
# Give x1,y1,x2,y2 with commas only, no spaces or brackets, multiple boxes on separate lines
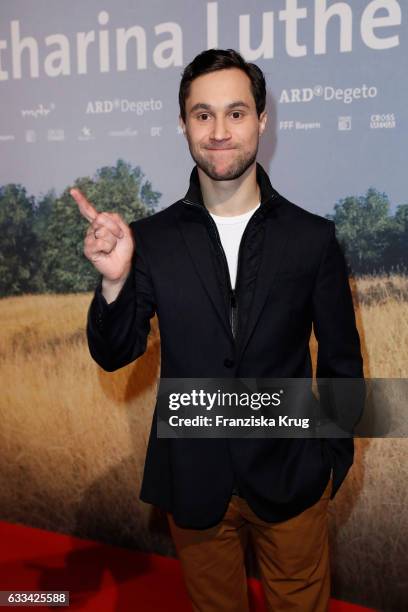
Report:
180,68,267,181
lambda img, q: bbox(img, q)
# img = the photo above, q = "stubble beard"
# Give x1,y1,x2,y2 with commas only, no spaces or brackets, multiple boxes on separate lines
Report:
187,140,259,181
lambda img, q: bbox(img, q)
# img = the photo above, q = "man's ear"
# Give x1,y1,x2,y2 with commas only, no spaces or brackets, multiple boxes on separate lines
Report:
258,111,267,135
179,115,186,135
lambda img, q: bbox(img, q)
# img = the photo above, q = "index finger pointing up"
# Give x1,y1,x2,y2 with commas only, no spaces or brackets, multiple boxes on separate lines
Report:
70,188,98,223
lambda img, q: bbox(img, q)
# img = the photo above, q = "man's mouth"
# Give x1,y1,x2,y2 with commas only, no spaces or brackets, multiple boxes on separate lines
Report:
205,147,236,151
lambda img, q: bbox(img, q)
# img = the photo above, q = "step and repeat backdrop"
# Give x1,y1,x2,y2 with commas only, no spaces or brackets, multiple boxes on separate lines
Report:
1,1,407,610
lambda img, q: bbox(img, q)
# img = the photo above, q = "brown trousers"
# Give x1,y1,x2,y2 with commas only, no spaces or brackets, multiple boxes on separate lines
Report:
167,475,333,612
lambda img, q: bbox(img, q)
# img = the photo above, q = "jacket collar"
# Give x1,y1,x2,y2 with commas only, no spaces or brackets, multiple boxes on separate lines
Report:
183,162,279,213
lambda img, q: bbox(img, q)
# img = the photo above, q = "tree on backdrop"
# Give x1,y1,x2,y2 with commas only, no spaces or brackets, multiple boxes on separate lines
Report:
37,159,161,294
327,188,408,274
0,184,42,296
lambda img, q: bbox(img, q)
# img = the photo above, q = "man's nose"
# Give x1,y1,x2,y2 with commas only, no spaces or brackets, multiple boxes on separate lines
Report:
211,116,231,141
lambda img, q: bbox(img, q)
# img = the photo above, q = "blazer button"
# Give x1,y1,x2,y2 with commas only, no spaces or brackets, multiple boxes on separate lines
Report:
224,358,235,368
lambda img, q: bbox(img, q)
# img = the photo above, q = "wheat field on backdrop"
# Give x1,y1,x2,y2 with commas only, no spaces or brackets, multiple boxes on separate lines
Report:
0,274,407,608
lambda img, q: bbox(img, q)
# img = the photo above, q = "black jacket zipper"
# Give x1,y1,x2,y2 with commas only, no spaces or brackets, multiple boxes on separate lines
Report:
182,198,262,342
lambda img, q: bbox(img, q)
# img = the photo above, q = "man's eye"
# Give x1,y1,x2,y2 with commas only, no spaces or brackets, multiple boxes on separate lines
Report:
198,113,210,121
231,111,243,119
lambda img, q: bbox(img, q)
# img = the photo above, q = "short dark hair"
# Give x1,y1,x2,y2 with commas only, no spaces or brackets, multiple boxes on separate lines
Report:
179,48,266,122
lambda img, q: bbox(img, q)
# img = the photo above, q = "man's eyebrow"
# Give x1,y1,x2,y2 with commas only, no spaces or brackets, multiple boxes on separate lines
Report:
189,100,251,113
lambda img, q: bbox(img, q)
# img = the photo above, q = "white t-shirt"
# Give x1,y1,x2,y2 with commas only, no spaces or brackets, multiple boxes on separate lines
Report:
209,203,261,289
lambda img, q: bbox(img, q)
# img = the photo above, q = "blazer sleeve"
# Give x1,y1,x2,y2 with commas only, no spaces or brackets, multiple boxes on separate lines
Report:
312,221,365,499
312,221,363,379
86,221,157,372
312,221,365,430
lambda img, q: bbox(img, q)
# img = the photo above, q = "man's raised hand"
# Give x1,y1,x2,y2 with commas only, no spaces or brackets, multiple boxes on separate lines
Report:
70,188,135,284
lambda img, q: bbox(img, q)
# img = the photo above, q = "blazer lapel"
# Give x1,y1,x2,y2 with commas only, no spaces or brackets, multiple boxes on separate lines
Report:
177,210,234,341
236,211,291,365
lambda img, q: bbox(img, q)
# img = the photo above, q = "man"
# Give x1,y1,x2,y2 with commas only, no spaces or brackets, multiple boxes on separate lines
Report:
71,49,363,611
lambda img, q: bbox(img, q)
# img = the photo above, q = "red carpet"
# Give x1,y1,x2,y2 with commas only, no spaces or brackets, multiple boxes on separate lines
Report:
0,521,375,611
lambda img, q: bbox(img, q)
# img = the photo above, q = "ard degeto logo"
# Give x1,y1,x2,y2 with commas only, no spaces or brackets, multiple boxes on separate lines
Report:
86,98,163,115
280,85,377,104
